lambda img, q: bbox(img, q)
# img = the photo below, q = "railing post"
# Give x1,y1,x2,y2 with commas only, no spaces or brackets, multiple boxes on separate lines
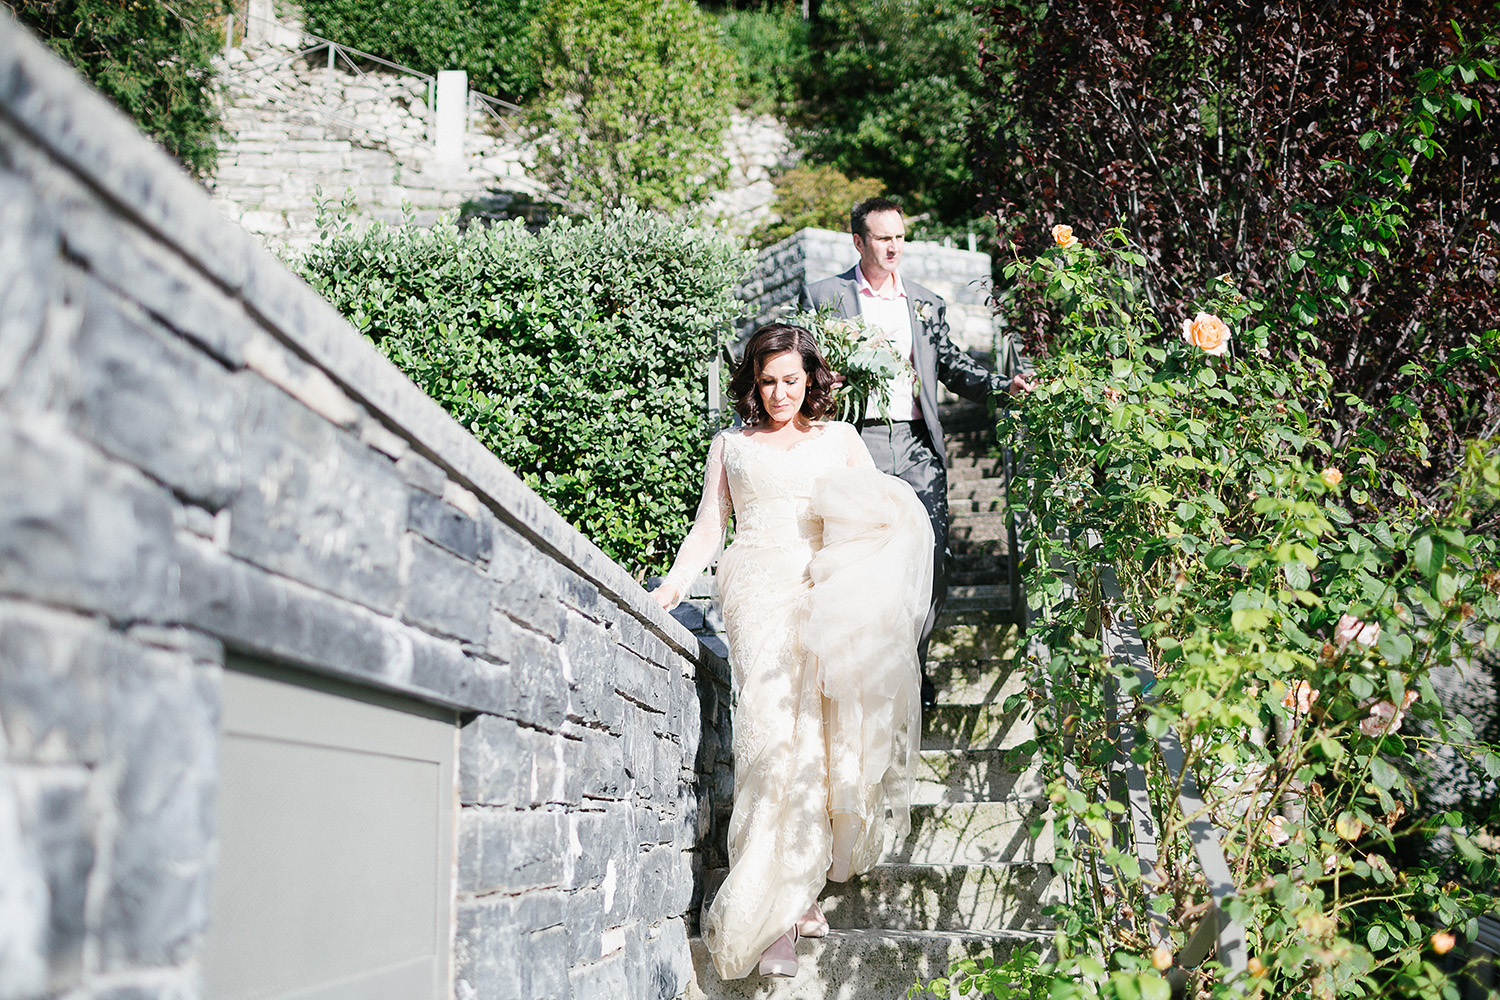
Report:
327,41,336,71
224,13,234,57
434,70,467,162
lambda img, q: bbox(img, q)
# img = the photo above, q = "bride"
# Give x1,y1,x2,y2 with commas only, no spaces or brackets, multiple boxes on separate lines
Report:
650,323,933,980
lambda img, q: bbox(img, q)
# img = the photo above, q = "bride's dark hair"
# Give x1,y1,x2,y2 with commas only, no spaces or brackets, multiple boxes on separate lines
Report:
730,323,835,425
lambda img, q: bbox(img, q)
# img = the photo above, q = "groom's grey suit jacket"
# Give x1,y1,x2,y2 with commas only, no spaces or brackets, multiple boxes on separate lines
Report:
799,266,1008,465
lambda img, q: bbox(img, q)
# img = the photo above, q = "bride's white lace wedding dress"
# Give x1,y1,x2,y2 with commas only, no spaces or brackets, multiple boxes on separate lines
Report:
661,420,933,980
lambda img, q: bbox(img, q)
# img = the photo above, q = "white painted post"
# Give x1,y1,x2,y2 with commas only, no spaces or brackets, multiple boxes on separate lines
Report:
224,13,235,56
245,0,273,43
434,70,468,162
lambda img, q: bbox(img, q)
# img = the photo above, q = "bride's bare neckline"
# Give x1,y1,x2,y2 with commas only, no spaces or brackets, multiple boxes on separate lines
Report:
738,422,827,453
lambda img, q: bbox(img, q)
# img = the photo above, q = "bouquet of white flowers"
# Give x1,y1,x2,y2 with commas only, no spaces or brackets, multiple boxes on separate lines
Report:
789,308,917,425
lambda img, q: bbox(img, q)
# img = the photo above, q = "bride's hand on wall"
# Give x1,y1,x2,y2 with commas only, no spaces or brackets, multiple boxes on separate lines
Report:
648,583,680,610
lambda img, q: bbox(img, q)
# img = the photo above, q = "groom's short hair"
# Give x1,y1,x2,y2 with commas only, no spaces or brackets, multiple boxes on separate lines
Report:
851,197,904,239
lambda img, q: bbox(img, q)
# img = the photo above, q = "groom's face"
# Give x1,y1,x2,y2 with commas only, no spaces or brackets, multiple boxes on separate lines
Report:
854,210,906,284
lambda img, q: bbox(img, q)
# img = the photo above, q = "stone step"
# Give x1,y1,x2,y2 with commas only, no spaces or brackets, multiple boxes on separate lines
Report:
819,863,1059,933
924,658,1023,707
927,622,1019,662
913,751,1045,805
945,457,1004,479
948,494,1006,514
687,928,1042,1000
948,518,1011,546
892,800,1053,865
923,701,1033,752
942,584,1011,615
936,606,1018,630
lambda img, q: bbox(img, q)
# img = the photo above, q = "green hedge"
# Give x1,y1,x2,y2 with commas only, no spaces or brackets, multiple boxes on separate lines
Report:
297,0,542,101
296,205,749,575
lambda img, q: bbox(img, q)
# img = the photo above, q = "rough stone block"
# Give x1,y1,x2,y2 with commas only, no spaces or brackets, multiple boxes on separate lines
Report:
614,646,667,712
0,606,116,764
453,898,523,1000
459,807,565,894
510,628,567,732
50,172,254,369
228,378,405,613
459,713,528,807
401,535,493,644
0,417,175,623
566,953,630,998
395,449,447,495
489,521,564,640
97,650,218,970
0,163,59,404
562,611,610,721
10,767,92,990
67,276,243,507
565,885,605,966
521,925,570,1000
407,489,491,564
577,727,625,801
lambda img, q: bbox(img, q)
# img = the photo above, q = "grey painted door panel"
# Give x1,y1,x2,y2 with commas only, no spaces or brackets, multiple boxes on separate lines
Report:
205,663,457,1000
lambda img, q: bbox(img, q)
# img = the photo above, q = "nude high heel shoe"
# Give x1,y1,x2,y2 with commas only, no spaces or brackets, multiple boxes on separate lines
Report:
795,902,829,938
758,930,798,978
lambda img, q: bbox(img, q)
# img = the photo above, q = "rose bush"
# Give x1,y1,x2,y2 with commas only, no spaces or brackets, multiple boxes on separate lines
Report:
919,226,1500,999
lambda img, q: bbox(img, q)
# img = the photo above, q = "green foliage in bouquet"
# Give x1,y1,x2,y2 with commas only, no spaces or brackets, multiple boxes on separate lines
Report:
790,308,916,425
916,226,1500,999
296,202,749,576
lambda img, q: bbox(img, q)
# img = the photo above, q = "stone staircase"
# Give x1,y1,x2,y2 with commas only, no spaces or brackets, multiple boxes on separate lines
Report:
687,411,1056,999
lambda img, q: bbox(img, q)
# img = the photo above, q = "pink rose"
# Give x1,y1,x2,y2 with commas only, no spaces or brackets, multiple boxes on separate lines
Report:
1334,613,1380,648
1359,690,1418,737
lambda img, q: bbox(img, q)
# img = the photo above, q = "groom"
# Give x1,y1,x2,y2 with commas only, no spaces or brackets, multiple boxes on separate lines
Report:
800,197,1031,706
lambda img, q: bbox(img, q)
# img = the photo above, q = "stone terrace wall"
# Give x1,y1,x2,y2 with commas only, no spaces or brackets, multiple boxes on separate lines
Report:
736,227,998,356
0,18,730,1000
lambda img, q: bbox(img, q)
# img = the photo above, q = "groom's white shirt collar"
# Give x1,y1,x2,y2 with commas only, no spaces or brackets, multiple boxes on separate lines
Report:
854,264,906,302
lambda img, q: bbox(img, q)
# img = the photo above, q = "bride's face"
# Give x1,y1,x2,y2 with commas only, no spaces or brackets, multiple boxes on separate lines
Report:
757,350,807,426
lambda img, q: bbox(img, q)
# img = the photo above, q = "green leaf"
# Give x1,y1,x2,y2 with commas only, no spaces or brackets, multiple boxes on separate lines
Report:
1370,755,1400,790
1138,974,1171,1000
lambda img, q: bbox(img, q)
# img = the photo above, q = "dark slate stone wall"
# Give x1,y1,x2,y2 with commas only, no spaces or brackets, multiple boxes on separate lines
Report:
0,17,732,999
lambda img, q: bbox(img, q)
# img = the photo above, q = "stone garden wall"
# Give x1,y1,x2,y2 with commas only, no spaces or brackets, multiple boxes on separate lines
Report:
0,17,730,1000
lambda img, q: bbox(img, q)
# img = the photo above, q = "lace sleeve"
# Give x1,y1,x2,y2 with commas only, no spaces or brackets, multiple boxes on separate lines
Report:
660,433,732,605
839,422,877,469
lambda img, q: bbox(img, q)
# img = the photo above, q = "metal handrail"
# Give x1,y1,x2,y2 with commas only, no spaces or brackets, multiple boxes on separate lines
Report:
1097,561,1248,976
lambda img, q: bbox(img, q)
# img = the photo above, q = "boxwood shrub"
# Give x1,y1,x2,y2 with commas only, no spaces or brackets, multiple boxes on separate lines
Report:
296,205,749,576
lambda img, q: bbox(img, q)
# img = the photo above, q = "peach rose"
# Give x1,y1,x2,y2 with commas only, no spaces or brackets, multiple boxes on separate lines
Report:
1281,680,1319,714
1265,815,1291,845
1431,930,1457,955
1052,224,1078,249
1320,467,1343,488
1181,311,1231,356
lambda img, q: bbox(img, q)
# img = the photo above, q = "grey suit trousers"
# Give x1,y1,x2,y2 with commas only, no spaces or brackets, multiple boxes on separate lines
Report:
859,419,947,668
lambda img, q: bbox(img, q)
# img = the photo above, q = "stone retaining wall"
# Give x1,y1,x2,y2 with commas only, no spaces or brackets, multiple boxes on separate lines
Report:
0,17,730,1000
